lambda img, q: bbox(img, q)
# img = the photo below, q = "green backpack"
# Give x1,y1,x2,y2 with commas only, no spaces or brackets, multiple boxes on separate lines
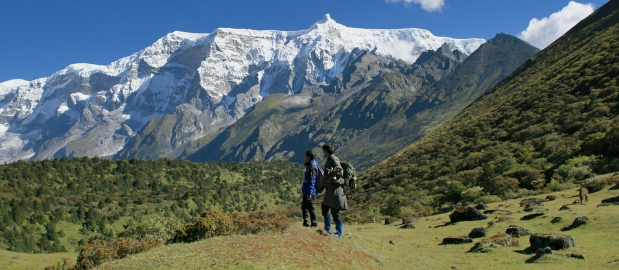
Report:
340,161,357,190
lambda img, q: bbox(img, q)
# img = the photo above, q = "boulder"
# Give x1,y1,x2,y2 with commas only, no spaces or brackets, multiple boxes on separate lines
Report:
449,206,487,222
438,205,456,214
561,216,589,231
524,204,545,212
401,216,419,225
441,236,473,245
475,203,489,210
520,198,544,207
529,233,575,250
551,217,563,224
505,225,532,237
496,216,512,223
468,233,520,253
545,195,557,201
468,227,488,238
559,205,571,211
384,217,397,225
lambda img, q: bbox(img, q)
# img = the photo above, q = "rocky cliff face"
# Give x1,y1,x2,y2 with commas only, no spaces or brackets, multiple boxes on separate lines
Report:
0,15,484,162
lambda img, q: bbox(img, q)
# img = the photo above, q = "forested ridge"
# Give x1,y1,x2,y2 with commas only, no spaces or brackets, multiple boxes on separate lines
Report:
0,157,303,253
354,0,619,218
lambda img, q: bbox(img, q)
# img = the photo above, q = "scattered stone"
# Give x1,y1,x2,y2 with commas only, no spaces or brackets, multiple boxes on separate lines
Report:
475,203,489,210
521,212,545,220
551,217,563,224
441,236,473,245
506,225,532,237
468,227,489,239
449,206,487,222
520,198,544,207
602,196,619,203
545,195,557,201
569,253,585,260
561,216,589,231
529,233,575,250
572,200,581,204
451,266,458,270
317,228,331,237
524,204,545,212
389,240,394,245
608,258,619,264
399,223,415,229
536,246,553,256
559,205,571,211
485,221,495,228
467,233,520,253
384,217,397,225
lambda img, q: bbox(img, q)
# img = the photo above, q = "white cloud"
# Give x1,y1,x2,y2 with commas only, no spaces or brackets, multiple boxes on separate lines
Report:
518,1,594,49
386,0,446,12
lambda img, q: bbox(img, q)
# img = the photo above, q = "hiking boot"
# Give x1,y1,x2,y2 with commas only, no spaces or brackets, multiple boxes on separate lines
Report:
331,222,343,238
310,224,318,229
302,223,311,227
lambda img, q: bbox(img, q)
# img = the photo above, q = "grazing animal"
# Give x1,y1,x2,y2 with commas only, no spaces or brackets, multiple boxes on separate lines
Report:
579,187,589,204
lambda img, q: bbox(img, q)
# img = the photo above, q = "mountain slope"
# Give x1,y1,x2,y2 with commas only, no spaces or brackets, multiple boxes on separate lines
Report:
186,35,538,170
355,0,619,215
0,15,484,163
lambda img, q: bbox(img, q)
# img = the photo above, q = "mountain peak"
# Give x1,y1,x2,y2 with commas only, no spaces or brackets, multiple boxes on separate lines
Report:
311,14,343,30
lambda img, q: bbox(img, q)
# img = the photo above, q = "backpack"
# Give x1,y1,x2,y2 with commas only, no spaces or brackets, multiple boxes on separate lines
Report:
314,164,325,193
340,161,357,190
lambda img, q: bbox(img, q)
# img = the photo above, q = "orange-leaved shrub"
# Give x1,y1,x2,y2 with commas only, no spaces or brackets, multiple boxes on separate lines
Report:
74,238,160,269
169,210,292,243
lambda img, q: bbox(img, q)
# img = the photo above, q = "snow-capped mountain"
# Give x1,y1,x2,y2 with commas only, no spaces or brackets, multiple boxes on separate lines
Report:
0,14,485,162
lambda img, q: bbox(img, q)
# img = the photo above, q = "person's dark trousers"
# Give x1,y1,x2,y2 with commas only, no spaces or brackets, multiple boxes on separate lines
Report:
302,196,318,227
321,203,342,223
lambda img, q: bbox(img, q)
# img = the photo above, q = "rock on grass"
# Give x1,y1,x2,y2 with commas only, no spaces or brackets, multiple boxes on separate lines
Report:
529,233,575,250
467,233,520,253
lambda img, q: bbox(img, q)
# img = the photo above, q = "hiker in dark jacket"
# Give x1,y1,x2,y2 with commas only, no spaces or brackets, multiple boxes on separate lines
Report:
320,143,347,238
301,150,319,228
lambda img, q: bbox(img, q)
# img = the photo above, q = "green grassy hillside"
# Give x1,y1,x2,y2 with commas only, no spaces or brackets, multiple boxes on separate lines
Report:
60,179,619,270
354,0,619,216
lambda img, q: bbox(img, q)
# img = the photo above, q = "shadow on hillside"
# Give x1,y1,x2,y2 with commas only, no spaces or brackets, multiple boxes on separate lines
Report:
513,248,536,255
610,184,619,190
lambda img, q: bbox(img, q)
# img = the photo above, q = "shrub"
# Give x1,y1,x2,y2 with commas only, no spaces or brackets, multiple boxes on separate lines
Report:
231,210,292,235
118,212,181,243
553,163,594,182
169,210,234,244
74,238,160,270
169,210,292,244
488,176,519,196
475,195,502,204
461,186,485,203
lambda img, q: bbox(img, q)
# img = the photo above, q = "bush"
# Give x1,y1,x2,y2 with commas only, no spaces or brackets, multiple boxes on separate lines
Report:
169,210,234,244
461,186,485,203
553,163,594,183
169,210,292,244
231,210,292,235
74,238,160,269
118,212,181,243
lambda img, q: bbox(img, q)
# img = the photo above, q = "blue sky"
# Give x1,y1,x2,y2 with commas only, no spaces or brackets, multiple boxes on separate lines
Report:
0,0,609,82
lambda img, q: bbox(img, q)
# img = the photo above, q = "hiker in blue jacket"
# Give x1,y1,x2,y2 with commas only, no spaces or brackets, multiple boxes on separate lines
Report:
301,149,319,228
